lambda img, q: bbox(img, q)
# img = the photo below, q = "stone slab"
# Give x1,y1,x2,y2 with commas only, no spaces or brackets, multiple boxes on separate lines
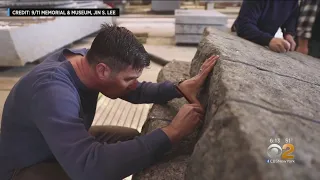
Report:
0,15,112,66
175,34,203,44
151,1,180,12
175,9,228,25
175,24,228,34
143,44,197,62
185,27,320,180
116,21,175,38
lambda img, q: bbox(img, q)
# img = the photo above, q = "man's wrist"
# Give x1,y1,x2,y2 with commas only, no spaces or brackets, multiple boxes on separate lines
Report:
173,78,187,88
173,78,187,98
161,125,182,144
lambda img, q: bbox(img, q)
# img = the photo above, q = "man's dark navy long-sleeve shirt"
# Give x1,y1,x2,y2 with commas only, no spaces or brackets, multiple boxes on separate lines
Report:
0,48,182,180
234,0,299,46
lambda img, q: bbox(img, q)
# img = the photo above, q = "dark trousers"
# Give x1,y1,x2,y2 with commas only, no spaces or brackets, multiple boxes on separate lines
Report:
11,126,140,180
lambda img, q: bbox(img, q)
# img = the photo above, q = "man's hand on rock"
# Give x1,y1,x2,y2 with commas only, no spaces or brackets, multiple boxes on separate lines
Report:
269,38,291,53
162,103,204,143
284,34,296,51
177,55,219,105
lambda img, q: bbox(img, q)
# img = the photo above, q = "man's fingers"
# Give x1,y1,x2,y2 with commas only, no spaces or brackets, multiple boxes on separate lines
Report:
282,41,290,52
200,56,219,78
202,56,212,67
204,55,217,66
188,103,202,107
189,104,205,114
278,44,286,53
194,113,204,123
200,55,218,71
193,107,205,115
208,55,218,65
182,91,201,105
195,56,219,85
189,98,201,106
201,56,219,73
290,42,296,51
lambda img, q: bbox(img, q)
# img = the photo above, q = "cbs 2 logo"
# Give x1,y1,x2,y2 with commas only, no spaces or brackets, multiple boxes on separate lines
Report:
267,144,295,159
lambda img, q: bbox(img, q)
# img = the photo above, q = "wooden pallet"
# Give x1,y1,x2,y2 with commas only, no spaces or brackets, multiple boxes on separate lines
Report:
93,95,151,132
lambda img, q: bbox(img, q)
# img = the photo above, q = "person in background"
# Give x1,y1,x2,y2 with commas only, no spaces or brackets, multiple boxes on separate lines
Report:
232,0,299,53
296,0,320,58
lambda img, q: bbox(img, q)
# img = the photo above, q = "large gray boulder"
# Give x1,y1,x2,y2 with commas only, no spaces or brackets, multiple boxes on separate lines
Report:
134,27,320,180
186,28,320,180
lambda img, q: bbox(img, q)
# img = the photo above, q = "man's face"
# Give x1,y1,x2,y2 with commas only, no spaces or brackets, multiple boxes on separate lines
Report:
96,64,142,99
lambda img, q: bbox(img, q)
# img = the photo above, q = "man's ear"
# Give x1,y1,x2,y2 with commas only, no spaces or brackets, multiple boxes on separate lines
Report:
96,63,111,80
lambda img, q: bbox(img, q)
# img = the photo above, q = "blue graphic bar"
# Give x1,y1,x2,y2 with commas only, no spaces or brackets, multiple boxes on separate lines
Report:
7,8,10,16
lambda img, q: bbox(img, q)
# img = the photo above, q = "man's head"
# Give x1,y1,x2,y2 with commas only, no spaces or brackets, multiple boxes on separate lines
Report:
86,24,150,99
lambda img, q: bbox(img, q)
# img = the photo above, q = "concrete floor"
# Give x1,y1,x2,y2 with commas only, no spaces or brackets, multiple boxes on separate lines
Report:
0,64,37,128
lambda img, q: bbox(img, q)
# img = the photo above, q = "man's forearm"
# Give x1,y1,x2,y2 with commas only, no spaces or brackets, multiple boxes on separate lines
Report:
120,81,183,104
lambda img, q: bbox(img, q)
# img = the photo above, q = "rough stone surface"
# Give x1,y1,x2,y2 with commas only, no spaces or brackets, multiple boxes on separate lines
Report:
133,155,190,180
134,27,320,180
175,24,227,34
185,27,320,180
175,34,203,44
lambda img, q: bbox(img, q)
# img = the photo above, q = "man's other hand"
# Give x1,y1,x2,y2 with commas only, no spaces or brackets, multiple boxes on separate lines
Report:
178,55,219,105
269,38,291,53
284,34,296,51
162,103,204,143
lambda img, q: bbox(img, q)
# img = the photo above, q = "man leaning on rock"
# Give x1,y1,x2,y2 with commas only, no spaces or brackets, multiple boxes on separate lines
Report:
232,0,299,53
0,24,219,180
